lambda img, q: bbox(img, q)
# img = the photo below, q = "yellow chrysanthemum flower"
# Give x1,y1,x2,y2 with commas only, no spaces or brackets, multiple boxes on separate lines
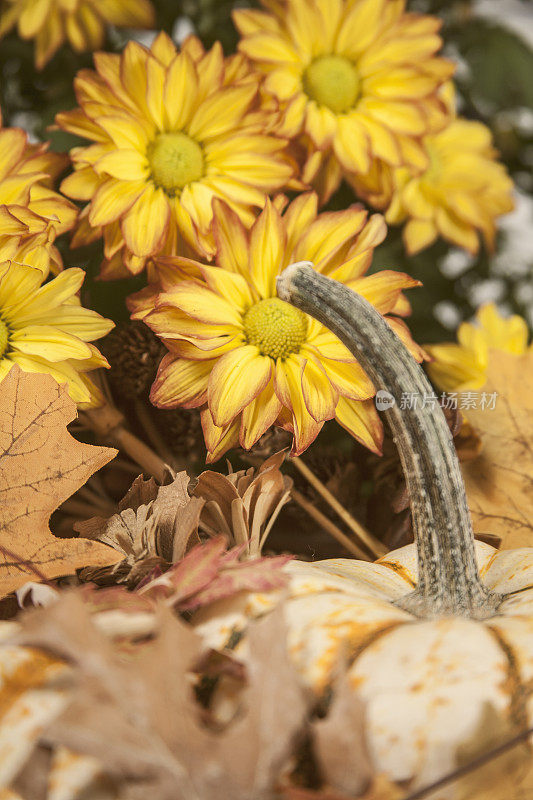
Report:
58,32,295,275
385,118,515,255
0,117,77,271
0,0,155,69
426,303,531,392
0,249,113,406
234,0,454,176
129,193,424,462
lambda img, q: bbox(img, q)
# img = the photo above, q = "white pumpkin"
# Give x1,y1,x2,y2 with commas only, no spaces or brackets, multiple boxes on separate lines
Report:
194,263,533,797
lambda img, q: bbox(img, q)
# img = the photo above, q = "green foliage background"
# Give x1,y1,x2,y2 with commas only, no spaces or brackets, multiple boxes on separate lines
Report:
1,0,532,347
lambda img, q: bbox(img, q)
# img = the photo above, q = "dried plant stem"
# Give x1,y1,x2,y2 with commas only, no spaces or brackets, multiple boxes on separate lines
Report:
291,456,387,559
291,488,371,560
80,403,168,483
134,399,178,468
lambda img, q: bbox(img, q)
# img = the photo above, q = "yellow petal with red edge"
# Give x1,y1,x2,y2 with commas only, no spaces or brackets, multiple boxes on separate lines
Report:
232,8,281,37
159,282,242,327
189,84,258,141
238,32,302,65
0,128,27,180
387,317,428,362
197,265,254,312
348,270,421,314
165,52,198,131
95,149,149,181
150,354,212,409
333,115,371,174
89,179,145,226
249,199,286,298
208,344,272,427
309,352,374,400
9,326,92,362
121,185,170,256
275,356,322,455
145,55,166,131
283,192,318,253
403,219,438,254
335,397,383,454
7,353,93,405
239,377,282,450
335,0,387,59
211,198,250,276
14,306,113,341
167,337,239,361
97,113,153,150
305,330,353,362
60,167,100,200
435,207,479,253
150,31,176,65
294,206,368,268
362,99,427,136
202,407,241,464
301,357,338,422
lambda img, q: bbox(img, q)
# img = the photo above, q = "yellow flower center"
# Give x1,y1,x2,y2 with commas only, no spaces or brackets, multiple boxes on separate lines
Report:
0,319,8,358
243,298,307,359
303,55,360,114
148,132,204,195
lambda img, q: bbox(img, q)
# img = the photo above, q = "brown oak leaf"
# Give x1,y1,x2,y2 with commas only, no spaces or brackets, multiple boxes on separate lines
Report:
461,351,533,549
0,367,120,598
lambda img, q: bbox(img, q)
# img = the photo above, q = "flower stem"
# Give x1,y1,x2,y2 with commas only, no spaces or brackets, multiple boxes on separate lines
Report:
278,262,501,619
291,488,371,560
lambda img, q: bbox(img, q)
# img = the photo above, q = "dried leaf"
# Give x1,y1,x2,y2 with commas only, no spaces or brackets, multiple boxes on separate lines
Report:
75,472,204,586
282,777,402,800
461,351,533,549
194,451,293,556
0,367,120,598
312,673,373,797
140,537,292,611
431,703,533,800
14,593,309,800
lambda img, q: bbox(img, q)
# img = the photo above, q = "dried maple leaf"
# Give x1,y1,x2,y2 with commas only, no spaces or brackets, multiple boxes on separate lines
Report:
0,367,120,598
461,351,533,549
13,592,309,800
140,536,292,611
75,472,204,586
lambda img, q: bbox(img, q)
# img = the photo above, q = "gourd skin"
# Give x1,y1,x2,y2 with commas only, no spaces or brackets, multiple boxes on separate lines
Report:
194,541,533,795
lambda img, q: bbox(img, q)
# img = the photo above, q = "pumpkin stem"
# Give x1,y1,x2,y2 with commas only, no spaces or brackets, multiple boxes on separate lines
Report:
277,262,501,620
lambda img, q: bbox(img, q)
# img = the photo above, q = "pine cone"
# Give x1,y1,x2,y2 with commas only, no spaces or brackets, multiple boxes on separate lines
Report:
101,321,165,399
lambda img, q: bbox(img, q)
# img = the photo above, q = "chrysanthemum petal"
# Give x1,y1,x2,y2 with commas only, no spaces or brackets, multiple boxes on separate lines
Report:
95,149,149,181
202,407,240,464
211,198,250,275
309,354,374,400
160,282,243,327
335,0,387,58
9,326,92,361
121,185,170,256
335,397,383,454
164,52,198,130
208,344,272,427
274,356,323,454
301,357,338,422
89,179,145,226
0,129,27,181
333,115,371,173
348,270,421,314
8,353,93,405
403,218,438,254
249,199,286,298
150,354,212,409
240,377,282,450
